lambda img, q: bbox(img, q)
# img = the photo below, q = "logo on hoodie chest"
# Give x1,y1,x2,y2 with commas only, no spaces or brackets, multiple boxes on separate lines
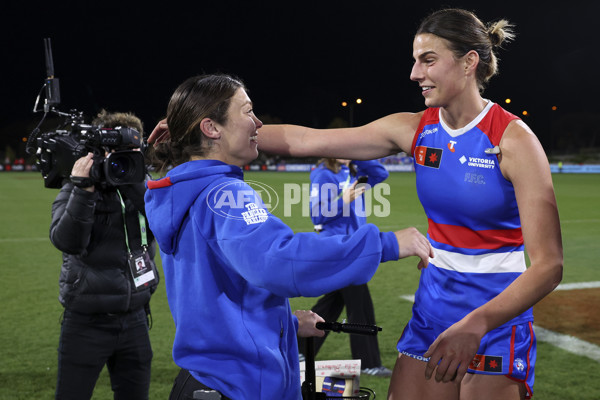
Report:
241,203,268,225
207,179,279,223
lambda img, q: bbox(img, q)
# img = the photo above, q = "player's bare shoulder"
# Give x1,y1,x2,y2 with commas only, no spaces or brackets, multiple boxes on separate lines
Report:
500,118,539,157
499,118,546,181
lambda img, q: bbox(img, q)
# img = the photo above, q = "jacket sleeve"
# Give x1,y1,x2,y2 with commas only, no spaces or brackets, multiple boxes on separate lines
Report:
49,184,97,255
309,168,346,227
352,159,389,187
209,183,399,298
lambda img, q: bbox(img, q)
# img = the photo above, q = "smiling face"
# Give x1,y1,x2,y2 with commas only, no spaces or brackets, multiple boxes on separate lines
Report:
410,33,472,109
213,87,263,167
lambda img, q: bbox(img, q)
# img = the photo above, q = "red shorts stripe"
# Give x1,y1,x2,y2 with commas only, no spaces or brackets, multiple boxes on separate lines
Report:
509,325,516,375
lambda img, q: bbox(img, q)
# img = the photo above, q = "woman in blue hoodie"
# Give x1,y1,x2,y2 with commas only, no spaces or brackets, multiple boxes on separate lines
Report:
145,74,433,400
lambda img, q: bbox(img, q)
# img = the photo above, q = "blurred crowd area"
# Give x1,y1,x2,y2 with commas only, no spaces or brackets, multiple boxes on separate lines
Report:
3,149,600,174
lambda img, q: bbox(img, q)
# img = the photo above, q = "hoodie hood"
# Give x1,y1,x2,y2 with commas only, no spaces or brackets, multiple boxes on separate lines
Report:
145,160,242,254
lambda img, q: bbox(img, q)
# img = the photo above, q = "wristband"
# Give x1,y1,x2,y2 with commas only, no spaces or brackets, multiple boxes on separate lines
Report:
70,175,94,188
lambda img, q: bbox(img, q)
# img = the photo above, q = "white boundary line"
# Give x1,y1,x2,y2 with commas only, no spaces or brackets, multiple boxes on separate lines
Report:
554,281,600,290
399,281,600,363
373,218,599,232
400,294,415,303
534,326,600,362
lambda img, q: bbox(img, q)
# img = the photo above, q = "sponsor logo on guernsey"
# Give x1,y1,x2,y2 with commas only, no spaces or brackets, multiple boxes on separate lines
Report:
469,354,503,373
415,146,443,168
459,150,497,169
419,126,438,139
466,156,496,169
448,140,457,152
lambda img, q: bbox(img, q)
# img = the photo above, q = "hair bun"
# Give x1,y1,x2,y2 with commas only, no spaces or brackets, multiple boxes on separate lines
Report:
487,19,516,48
488,30,502,47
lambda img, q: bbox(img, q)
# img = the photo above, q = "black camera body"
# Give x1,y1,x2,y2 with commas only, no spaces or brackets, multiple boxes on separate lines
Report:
35,113,146,188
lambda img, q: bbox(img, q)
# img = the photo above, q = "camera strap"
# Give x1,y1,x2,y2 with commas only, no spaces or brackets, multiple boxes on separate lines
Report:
117,189,158,291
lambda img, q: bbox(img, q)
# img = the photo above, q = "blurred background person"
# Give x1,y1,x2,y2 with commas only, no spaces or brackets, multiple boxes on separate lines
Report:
298,158,392,377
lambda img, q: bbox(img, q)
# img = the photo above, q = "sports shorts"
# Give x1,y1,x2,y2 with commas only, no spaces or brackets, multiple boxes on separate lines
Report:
397,305,536,398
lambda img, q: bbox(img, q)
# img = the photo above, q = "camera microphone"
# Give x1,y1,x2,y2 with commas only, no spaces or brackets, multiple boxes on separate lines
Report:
27,38,61,154
44,38,60,109
316,321,382,336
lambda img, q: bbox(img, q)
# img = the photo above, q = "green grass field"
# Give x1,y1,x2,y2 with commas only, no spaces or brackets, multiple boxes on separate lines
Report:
1,171,599,399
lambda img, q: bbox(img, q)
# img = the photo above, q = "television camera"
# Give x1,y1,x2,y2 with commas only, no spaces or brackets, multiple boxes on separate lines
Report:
26,38,146,189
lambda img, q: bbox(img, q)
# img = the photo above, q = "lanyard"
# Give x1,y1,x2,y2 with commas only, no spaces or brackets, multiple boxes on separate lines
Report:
334,173,352,201
116,189,147,252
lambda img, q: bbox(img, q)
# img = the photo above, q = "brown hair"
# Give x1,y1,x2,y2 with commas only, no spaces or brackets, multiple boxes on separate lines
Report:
149,74,245,172
316,158,357,175
92,109,143,133
416,8,515,92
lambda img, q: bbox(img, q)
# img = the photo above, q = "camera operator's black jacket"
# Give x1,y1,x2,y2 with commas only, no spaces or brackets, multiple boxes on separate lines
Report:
50,182,157,314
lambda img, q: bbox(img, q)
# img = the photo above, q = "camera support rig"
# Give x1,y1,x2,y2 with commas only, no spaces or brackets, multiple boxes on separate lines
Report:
26,38,146,189
302,322,380,400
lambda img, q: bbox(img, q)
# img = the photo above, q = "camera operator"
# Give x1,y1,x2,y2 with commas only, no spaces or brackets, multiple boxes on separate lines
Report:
50,110,157,400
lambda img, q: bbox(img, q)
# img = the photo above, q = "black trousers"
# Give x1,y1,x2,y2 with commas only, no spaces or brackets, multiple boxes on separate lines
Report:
55,308,152,400
298,283,382,369
169,368,231,400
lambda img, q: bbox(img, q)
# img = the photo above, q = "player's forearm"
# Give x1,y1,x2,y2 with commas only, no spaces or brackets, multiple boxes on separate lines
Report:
258,124,310,157
466,256,563,334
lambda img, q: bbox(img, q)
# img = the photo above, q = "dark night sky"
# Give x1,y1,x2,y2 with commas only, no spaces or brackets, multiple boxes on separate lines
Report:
2,1,599,157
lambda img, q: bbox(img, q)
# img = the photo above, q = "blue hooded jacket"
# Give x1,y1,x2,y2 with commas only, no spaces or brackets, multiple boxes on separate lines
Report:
310,160,389,235
145,160,399,400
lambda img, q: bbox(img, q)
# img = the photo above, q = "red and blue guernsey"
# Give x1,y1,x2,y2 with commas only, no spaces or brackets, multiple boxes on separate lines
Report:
409,101,532,327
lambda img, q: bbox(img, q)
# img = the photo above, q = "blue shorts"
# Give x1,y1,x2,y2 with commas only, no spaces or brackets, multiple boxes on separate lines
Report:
397,306,536,398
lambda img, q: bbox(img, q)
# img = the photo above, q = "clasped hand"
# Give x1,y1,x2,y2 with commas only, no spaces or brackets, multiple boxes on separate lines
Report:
294,310,326,338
